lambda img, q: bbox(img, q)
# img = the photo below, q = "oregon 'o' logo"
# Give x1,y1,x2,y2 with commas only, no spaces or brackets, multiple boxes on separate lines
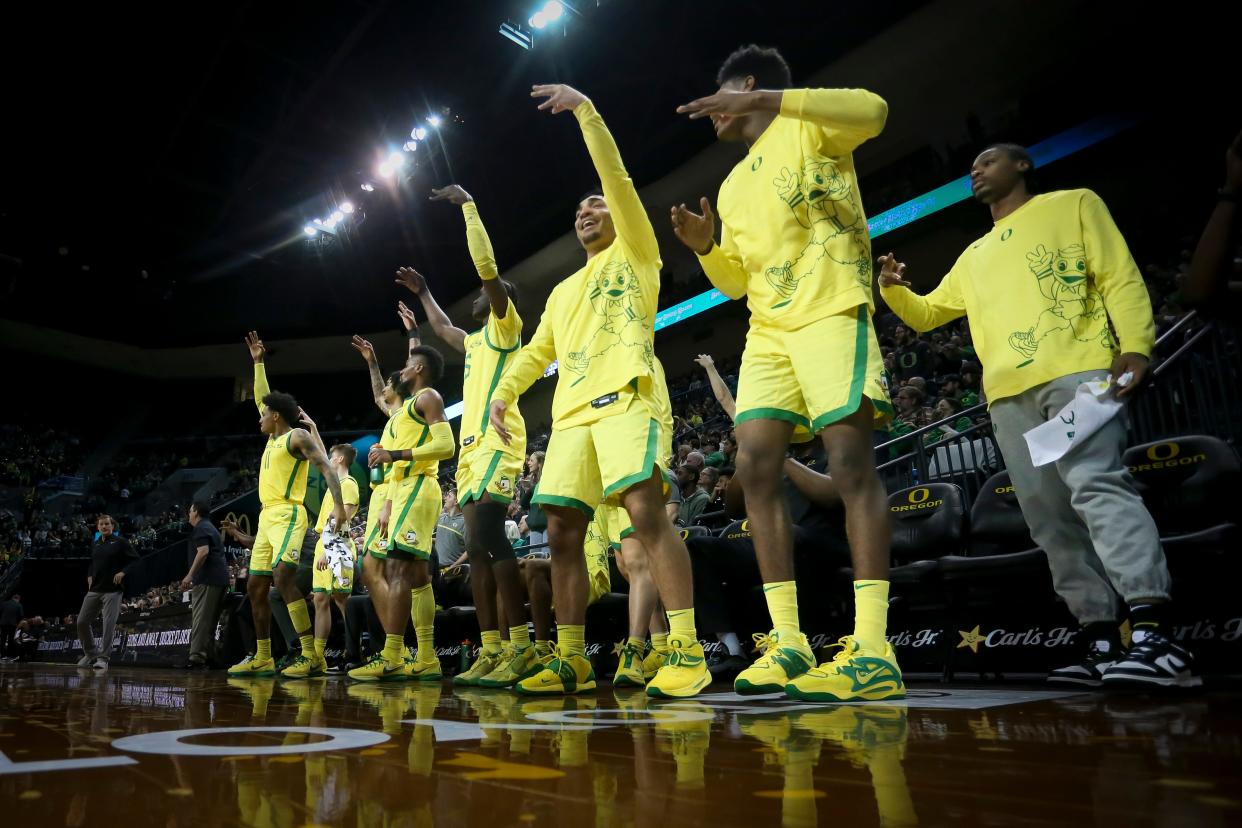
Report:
678,529,690,540
1146,443,1180,461
908,488,930,504
1000,228,1013,241
740,520,750,533
751,156,763,171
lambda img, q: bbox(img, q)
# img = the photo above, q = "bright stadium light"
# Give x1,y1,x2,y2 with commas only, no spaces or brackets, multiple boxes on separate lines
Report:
340,201,355,214
303,225,317,236
377,150,406,178
360,182,375,192
426,115,442,129
530,1,563,28
313,218,324,225
414,126,428,140
330,211,344,223
403,140,418,152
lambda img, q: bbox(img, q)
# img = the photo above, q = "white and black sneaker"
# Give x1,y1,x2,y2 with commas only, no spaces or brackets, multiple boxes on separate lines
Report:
1047,639,1117,687
1102,630,1201,688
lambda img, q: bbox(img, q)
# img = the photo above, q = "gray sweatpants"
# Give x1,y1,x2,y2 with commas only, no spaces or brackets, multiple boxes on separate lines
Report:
990,369,1171,624
190,585,226,664
77,590,122,661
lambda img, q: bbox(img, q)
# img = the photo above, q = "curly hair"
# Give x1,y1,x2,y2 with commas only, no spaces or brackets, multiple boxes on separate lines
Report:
716,44,792,90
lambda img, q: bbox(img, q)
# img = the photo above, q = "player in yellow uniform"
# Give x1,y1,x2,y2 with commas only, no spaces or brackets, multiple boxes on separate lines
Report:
671,45,902,700
396,181,537,689
229,332,347,679
877,144,1197,689
489,83,707,699
298,412,360,675
349,347,456,681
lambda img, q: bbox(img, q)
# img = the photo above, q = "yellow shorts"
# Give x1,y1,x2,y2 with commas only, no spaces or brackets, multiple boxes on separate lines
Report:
535,397,665,517
371,475,441,561
600,503,633,544
582,505,615,603
250,502,308,576
311,536,357,594
735,305,892,436
456,446,523,505
360,484,389,559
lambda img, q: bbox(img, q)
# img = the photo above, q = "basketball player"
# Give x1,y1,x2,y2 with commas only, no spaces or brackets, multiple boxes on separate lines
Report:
877,144,1199,687
671,44,903,701
229,332,346,679
394,182,535,689
488,83,707,698
350,346,455,681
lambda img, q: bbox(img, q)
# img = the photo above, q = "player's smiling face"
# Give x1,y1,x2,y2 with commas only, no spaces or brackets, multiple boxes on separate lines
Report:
575,196,615,250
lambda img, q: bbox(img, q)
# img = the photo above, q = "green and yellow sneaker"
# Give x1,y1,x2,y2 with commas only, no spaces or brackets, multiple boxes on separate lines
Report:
348,653,406,682
785,636,905,702
228,653,277,678
515,652,596,696
478,645,541,688
734,631,814,695
645,636,710,699
641,642,668,680
279,654,322,679
404,654,443,681
453,648,505,686
612,641,647,688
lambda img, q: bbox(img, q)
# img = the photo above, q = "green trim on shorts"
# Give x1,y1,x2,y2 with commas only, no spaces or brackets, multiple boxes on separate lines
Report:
384,475,427,555
311,587,328,593
387,542,431,560
870,396,896,417
249,568,273,577
734,407,811,428
532,493,595,519
809,305,871,433
459,450,506,505
603,417,661,499
275,507,301,561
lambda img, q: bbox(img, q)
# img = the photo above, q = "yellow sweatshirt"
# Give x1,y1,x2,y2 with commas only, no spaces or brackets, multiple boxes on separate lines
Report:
492,99,662,427
698,88,888,330
880,189,1155,404
458,202,526,456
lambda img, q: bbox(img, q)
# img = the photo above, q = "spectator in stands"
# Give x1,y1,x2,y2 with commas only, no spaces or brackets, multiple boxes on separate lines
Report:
705,434,738,469
674,463,699,500
959,363,983,406
434,488,466,571
0,593,21,660
878,142,1198,688
894,386,934,431
76,515,136,669
180,501,228,669
685,451,706,472
938,374,963,402
892,324,935,383
710,468,734,513
679,467,718,528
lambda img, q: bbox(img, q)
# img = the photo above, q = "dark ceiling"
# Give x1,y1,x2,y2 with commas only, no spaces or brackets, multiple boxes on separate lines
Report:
1,0,926,346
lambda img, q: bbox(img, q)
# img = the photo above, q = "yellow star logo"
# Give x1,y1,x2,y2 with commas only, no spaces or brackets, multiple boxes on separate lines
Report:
958,625,985,653
611,640,626,657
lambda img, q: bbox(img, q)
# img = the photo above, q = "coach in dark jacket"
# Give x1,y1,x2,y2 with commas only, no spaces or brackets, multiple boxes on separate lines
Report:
76,514,137,668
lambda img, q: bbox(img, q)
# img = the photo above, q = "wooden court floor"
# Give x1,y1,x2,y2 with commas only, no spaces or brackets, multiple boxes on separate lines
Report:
1,663,1237,826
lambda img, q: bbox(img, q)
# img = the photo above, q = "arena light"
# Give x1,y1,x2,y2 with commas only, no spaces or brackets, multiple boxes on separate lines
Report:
403,140,419,152
499,21,532,50
303,225,317,236
360,182,375,192
426,115,442,129
529,0,563,28
330,211,344,223
340,201,355,214
377,150,406,178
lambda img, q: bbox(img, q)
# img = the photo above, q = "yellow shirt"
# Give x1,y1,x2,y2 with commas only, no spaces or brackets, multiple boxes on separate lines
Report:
880,189,1155,404
315,475,360,533
383,388,440,481
458,203,527,456
492,99,662,428
259,431,308,507
698,88,888,331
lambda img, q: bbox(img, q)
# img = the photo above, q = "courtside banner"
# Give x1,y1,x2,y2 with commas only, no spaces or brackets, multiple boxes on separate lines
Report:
34,605,202,667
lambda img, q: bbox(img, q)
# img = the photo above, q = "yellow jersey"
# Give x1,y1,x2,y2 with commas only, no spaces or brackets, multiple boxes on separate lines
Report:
315,474,360,533
698,88,888,331
880,189,1155,404
259,430,309,507
457,205,526,456
492,99,662,428
382,388,440,480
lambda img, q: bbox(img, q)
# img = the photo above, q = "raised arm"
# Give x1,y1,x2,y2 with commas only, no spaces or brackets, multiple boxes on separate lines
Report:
350,335,394,416
395,266,468,353
296,408,328,458
532,84,659,263
430,185,512,320
246,331,270,413
693,354,736,421
877,252,968,332
290,429,346,531
677,87,886,155
396,301,422,360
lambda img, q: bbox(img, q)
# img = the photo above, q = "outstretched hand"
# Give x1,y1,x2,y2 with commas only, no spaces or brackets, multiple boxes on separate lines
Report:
397,301,418,332
395,266,426,295
694,354,715,370
676,89,763,120
350,335,376,363
670,198,716,255
532,84,587,115
429,185,473,205
245,331,266,362
876,253,912,288
297,407,317,433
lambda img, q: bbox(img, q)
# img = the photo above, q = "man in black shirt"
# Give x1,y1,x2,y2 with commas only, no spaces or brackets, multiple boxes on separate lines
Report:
892,324,935,384
77,515,137,668
0,593,22,660
181,501,228,668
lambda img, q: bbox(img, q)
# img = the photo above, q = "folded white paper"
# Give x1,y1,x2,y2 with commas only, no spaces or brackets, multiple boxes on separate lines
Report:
321,518,353,580
1023,374,1130,467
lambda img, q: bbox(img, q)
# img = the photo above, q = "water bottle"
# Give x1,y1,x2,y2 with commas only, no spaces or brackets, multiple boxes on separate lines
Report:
458,639,473,674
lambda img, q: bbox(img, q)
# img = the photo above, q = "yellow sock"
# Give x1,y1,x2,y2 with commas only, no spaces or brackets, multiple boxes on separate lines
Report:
256,638,271,661
509,624,531,649
536,639,552,652
557,624,586,657
382,633,404,665
667,608,697,643
313,638,326,663
650,632,669,652
288,598,311,634
853,580,890,652
627,636,644,651
763,581,801,638
481,629,502,656
411,585,435,661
